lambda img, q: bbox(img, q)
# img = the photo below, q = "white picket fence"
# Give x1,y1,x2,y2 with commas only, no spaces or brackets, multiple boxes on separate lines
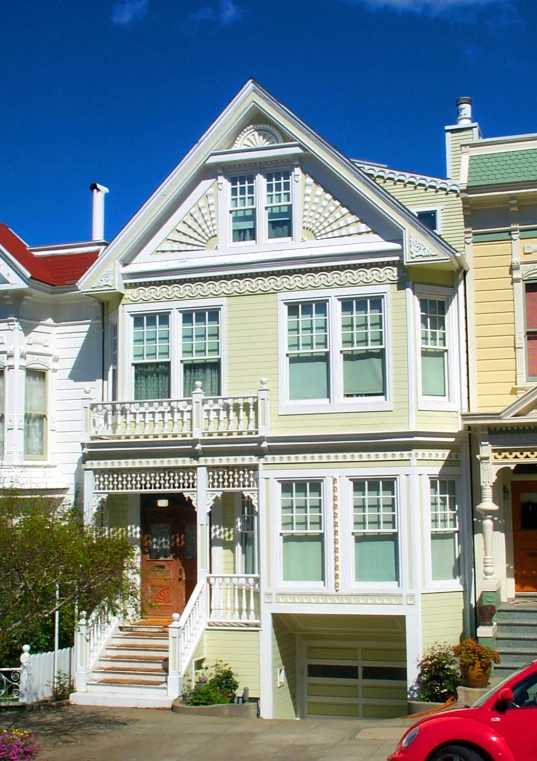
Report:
0,645,74,704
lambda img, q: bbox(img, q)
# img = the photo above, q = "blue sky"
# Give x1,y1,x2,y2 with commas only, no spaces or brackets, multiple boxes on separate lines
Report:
2,0,536,245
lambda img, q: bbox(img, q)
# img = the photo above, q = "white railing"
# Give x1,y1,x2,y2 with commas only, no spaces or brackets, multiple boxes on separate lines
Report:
88,380,270,440
74,604,119,692
168,580,208,698
0,645,74,704
208,574,260,623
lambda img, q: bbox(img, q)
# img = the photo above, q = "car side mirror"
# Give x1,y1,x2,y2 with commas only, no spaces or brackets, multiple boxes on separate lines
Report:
497,687,514,709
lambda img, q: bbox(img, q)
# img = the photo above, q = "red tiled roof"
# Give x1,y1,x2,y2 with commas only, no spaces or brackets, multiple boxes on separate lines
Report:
0,224,99,286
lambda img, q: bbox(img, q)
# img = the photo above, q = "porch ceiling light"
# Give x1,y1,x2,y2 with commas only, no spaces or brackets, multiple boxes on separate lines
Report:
157,499,169,507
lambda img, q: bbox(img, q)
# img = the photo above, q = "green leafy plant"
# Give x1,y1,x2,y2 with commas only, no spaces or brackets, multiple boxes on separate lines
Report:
46,670,73,702
183,661,239,706
415,643,460,702
453,638,500,668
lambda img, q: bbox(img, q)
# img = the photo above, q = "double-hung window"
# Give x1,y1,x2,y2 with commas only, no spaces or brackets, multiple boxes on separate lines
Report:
181,310,221,396
282,289,389,411
352,480,398,584
430,478,459,582
24,369,47,458
525,283,537,379
229,169,294,244
280,481,324,583
420,297,448,398
133,313,170,400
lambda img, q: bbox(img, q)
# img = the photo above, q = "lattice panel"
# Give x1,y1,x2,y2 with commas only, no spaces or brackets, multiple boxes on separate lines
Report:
207,467,257,490
157,187,217,253
303,175,370,239
94,468,197,493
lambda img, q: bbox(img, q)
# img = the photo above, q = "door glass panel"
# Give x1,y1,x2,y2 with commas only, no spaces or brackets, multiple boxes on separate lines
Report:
150,524,171,559
184,524,197,560
520,493,537,530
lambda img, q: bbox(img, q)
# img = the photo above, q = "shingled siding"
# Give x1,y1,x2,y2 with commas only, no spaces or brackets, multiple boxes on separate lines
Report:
468,148,537,187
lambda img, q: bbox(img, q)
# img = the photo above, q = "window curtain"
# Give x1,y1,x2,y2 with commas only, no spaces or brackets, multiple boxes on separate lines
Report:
343,350,384,396
183,361,221,396
421,350,446,396
25,370,46,457
282,535,324,581
355,534,398,582
134,362,170,400
431,533,458,580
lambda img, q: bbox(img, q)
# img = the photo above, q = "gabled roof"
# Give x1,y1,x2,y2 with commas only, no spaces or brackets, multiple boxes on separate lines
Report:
0,224,100,287
463,386,537,427
79,79,465,294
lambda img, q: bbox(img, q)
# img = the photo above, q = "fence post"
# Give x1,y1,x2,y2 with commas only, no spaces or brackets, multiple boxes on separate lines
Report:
75,611,89,692
167,613,182,699
19,645,32,703
257,378,270,436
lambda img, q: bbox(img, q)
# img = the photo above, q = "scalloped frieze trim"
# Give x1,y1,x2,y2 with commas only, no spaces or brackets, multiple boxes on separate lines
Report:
302,175,370,239
157,187,217,253
263,450,457,464
124,266,399,303
493,450,537,461
358,164,460,196
274,594,403,605
233,124,283,148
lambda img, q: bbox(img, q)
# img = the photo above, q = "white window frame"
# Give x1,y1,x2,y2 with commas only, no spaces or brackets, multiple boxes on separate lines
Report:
23,365,49,461
278,286,392,414
424,476,463,591
225,166,301,247
412,207,443,235
345,475,402,591
276,476,330,590
234,493,257,575
123,299,226,400
415,285,459,411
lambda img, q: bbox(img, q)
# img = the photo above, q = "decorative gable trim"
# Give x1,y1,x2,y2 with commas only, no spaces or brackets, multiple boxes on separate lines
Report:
234,124,283,148
405,235,450,265
500,385,537,419
302,176,370,240
124,263,399,303
156,187,217,253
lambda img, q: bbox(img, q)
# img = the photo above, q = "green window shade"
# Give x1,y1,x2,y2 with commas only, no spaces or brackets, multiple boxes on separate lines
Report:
355,535,398,582
289,354,329,400
232,210,256,242
183,361,221,396
431,533,459,580
282,535,324,582
422,350,446,397
343,350,384,396
134,362,170,400
268,205,292,239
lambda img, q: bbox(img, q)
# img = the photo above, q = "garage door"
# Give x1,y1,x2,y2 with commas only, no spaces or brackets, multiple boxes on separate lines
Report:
305,641,407,718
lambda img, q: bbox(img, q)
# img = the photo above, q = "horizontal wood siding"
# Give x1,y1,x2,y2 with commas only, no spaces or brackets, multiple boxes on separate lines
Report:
421,591,464,649
203,629,260,696
473,241,516,410
272,614,297,718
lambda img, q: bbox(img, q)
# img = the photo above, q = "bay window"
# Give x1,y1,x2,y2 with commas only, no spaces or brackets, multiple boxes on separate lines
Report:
420,297,448,397
133,313,170,400
352,479,398,583
287,302,329,400
280,481,324,583
24,369,47,458
430,478,459,582
341,298,385,397
182,310,221,395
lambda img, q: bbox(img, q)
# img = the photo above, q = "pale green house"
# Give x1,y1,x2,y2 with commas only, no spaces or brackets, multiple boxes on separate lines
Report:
71,81,471,717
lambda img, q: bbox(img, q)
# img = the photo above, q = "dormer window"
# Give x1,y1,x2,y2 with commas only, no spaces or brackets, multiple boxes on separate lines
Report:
227,168,296,245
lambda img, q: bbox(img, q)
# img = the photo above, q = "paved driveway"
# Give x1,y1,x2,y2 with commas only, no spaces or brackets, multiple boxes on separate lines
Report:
0,706,410,761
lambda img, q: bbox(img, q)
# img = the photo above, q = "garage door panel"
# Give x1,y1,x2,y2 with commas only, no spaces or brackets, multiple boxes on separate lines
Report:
308,683,359,698
362,703,407,719
307,647,358,660
362,684,407,700
308,701,360,717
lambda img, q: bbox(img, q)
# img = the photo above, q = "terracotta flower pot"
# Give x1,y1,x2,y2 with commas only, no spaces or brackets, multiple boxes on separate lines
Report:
461,662,492,688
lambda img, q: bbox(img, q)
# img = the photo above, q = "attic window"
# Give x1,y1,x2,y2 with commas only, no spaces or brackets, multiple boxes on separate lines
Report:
416,210,439,233
234,124,283,149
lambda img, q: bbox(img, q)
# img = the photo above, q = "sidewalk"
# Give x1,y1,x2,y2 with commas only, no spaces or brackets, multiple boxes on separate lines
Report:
0,705,410,761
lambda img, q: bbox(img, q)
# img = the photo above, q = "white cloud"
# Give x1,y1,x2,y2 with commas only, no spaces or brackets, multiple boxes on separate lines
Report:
111,0,149,25
189,0,242,25
345,0,514,16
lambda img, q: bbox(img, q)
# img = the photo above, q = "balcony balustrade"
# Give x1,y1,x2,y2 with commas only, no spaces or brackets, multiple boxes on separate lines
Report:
88,380,269,440
208,574,260,624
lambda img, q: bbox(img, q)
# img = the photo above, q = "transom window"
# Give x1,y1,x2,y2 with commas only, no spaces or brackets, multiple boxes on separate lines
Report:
131,308,222,400
280,481,324,583
420,298,448,397
430,478,459,581
228,169,294,244
353,480,398,583
283,292,388,407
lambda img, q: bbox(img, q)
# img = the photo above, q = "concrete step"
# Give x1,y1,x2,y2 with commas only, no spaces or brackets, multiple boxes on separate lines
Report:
496,620,537,637
496,648,537,666
88,675,167,689
70,691,173,708
495,663,533,679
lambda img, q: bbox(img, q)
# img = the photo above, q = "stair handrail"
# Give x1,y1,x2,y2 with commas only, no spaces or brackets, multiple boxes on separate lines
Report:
74,603,120,692
168,580,208,699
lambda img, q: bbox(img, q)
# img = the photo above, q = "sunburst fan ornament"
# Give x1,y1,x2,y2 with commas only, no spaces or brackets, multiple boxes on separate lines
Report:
302,175,370,239
157,187,217,253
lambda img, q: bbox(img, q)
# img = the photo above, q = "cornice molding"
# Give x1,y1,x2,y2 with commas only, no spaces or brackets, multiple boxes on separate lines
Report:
124,264,399,303
357,163,460,196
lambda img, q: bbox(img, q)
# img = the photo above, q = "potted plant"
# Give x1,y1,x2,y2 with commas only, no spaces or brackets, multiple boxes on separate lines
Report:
453,638,500,688
408,643,460,713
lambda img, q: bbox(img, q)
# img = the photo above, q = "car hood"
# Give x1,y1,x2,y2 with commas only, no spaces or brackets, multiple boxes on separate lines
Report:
413,706,478,727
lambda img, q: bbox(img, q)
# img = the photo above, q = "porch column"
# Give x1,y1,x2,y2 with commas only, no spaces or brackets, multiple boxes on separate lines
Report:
476,433,499,591
197,466,209,580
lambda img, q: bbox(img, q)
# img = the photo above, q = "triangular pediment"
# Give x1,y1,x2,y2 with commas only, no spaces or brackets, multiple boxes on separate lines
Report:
78,80,462,293
500,386,537,419
0,244,30,291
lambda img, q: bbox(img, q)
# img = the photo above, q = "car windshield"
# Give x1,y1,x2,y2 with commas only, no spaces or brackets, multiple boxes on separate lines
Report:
471,664,533,708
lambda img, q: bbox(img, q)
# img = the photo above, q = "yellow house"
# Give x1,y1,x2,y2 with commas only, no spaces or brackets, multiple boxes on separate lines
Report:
69,82,472,715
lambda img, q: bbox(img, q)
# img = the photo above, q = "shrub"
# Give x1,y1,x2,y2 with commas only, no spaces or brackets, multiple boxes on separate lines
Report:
453,638,500,668
0,730,39,761
47,670,73,702
183,661,239,706
416,643,460,702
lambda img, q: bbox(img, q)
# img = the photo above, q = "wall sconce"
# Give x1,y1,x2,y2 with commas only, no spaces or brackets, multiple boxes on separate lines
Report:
503,485,509,502
157,499,169,507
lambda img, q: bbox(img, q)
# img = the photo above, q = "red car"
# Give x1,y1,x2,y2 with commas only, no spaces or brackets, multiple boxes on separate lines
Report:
389,660,537,761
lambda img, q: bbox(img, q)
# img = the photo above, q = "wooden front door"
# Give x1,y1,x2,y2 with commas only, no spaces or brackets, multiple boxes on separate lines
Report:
141,494,197,617
513,481,537,592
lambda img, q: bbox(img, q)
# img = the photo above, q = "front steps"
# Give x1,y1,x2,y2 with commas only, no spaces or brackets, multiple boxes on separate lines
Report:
494,595,537,679
70,623,173,708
